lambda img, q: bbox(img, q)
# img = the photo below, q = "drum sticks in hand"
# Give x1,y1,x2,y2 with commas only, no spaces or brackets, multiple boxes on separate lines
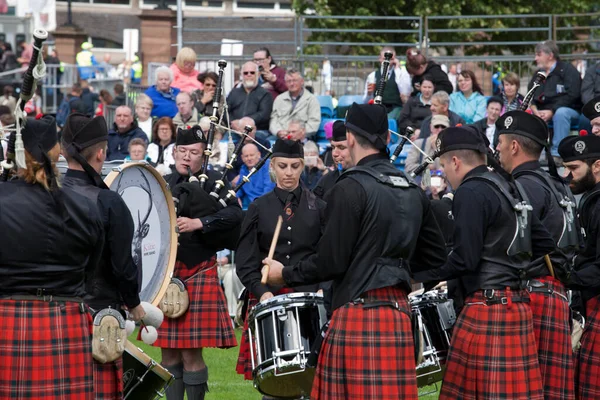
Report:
261,216,283,285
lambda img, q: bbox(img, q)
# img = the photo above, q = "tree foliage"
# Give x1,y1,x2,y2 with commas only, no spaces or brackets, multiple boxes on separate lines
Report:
293,0,598,57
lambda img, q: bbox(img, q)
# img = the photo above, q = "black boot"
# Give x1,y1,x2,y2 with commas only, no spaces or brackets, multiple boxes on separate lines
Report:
183,367,209,400
163,363,184,400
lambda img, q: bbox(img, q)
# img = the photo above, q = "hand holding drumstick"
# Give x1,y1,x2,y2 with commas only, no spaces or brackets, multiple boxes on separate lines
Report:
261,216,286,286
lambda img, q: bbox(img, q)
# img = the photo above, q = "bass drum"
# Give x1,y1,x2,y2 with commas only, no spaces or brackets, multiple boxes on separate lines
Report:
104,161,177,306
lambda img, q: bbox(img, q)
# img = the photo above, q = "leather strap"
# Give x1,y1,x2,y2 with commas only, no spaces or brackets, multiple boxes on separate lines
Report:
1,294,84,303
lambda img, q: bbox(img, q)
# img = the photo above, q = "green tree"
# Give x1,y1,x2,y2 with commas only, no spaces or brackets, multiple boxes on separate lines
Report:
293,0,597,57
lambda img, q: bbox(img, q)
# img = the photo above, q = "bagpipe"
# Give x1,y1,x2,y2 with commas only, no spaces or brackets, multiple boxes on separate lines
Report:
1,29,48,181
170,60,273,250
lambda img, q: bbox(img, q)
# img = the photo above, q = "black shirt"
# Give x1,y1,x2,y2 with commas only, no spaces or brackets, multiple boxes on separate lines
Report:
0,180,104,297
237,186,327,299
282,153,447,310
413,165,556,288
312,169,340,200
63,170,141,309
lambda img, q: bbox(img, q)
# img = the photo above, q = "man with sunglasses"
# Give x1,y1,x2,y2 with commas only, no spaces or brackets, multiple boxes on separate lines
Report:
226,61,273,132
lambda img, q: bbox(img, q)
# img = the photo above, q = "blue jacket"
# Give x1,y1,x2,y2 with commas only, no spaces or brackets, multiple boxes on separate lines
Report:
107,121,149,161
237,159,275,209
145,85,180,118
449,91,487,124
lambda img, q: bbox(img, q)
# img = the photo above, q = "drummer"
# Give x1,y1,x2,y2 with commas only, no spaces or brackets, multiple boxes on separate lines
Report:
61,113,145,400
235,138,327,386
155,125,241,400
0,116,104,399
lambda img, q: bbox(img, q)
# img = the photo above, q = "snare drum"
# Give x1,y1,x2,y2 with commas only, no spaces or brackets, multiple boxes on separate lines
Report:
123,341,174,400
410,290,456,387
248,292,327,399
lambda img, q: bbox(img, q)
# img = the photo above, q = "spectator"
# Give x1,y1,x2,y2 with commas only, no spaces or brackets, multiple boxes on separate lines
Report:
405,47,453,96
253,47,288,99
404,114,450,174
79,80,99,116
528,40,582,158
447,64,458,92
227,61,273,132
226,116,271,181
470,96,503,149
24,88,42,116
95,89,113,117
1,86,16,114
134,93,154,140
285,120,308,142
131,55,143,84
170,47,203,93
98,53,116,79
419,91,465,140
501,72,524,114
173,92,200,129
75,42,98,80
363,46,412,119
56,83,87,127
236,142,275,208
107,105,149,161
17,40,33,68
0,43,18,72
145,66,180,118
111,83,126,107
449,70,487,124
301,140,326,190
197,116,228,171
195,71,220,115
580,61,600,133
270,69,321,139
125,138,150,162
43,48,62,83
397,75,434,136
148,116,176,174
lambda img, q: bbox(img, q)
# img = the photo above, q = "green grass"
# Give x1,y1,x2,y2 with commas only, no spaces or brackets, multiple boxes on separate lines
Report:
128,328,440,399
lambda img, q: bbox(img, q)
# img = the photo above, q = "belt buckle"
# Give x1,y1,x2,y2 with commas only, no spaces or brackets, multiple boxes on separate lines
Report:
352,298,365,305
501,297,508,305
483,289,495,299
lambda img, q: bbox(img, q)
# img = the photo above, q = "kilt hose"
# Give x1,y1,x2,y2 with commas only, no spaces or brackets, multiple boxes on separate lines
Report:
0,299,94,400
153,257,237,349
439,289,544,400
236,288,294,380
93,357,123,400
528,276,574,400
577,294,600,399
310,285,418,400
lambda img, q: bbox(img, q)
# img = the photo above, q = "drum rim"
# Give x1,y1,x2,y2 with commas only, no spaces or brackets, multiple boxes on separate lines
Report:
104,162,177,307
124,340,173,381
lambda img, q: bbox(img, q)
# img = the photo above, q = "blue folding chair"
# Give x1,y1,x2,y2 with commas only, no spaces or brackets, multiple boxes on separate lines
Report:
317,95,335,119
337,95,365,118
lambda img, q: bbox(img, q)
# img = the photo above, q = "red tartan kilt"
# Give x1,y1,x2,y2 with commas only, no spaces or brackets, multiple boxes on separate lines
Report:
577,294,600,399
236,288,294,380
93,357,123,400
311,286,418,400
0,299,94,400
153,258,237,349
528,276,574,400
439,289,544,400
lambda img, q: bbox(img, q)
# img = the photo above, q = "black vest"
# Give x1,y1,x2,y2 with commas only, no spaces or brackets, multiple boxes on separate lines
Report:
460,171,532,294
331,161,422,309
62,175,122,309
375,68,402,109
514,168,580,281
575,187,600,301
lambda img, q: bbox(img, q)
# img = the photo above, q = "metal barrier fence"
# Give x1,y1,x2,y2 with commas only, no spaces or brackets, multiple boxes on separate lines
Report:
178,12,600,60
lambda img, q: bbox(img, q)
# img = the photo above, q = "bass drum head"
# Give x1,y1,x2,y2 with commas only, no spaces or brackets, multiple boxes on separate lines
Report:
104,162,177,306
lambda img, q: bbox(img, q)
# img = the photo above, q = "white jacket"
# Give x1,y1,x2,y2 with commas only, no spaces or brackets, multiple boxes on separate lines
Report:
148,142,175,174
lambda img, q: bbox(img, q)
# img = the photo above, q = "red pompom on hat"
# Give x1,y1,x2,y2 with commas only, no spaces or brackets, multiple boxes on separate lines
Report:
580,130,589,136
35,113,44,120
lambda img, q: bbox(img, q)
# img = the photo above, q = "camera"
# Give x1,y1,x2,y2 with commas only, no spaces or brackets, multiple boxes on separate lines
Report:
258,65,264,73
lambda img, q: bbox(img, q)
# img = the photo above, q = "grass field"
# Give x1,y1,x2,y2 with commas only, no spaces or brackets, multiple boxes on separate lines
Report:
128,328,441,399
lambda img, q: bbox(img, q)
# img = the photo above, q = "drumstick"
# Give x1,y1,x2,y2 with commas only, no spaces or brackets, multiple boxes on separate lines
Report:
261,215,283,285
544,254,556,278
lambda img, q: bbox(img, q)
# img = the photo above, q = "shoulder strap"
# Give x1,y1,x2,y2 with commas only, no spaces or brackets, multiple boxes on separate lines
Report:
342,165,414,189
513,169,565,205
579,189,600,219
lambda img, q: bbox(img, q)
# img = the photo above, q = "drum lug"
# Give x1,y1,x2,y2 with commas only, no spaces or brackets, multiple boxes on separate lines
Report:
276,308,288,321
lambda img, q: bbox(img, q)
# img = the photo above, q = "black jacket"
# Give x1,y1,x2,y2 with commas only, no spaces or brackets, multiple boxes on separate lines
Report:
411,61,453,97
226,86,274,131
397,96,432,133
62,170,141,310
529,60,582,113
0,180,104,297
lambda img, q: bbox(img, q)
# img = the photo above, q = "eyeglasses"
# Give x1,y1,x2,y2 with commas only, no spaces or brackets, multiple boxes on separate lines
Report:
243,71,256,75
158,127,171,132
433,125,447,129
204,83,217,87
176,148,202,157
253,58,266,63
285,79,300,84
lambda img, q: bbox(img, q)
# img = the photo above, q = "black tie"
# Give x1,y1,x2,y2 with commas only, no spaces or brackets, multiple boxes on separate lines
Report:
283,192,296,221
